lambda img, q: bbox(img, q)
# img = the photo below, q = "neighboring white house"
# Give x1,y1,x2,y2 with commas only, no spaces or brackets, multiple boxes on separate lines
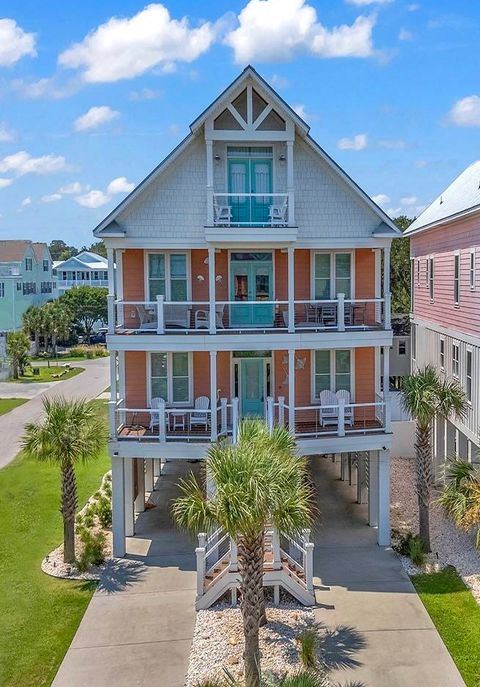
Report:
53,250,109,295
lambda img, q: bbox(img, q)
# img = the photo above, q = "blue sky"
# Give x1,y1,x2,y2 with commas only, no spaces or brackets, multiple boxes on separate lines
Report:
0,0,479,245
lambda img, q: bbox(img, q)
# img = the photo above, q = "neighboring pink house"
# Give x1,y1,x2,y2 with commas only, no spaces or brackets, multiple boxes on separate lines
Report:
406,161,480,474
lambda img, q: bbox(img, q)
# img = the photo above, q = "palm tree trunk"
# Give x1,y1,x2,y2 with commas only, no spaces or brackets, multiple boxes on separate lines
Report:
34,332,40,356
238,533,264,687
415,425,433,553
61,461,78,563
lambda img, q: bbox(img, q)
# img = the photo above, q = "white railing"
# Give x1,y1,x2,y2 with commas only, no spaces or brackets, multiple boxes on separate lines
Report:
212,193,290,227
292,400,388,438
109,294,390,335
57,279,108,288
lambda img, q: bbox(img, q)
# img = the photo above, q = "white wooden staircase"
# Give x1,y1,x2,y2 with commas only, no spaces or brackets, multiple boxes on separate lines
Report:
195,526,315,610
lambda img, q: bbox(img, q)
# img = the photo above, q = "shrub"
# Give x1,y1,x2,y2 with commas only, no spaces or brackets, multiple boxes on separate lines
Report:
69,344,108,359
103,482,112,499
76,529,106,572
391,528,414,556
408,535,426,567
298,628,318,670
82,505,96,528
95,495,112,529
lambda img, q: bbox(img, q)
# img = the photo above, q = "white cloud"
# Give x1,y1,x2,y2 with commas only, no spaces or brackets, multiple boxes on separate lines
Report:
446,96,480,127
0,18,36,67
407,4,420,10
0,123,14,142
224,0,377,63
337,133,368,150
0,151,68,176
398,28,413,40
106,176,135,195
378,138,406,149
129,88,162,101
293,104,308,120
415,159,428,168
58,4,215,83
168,123,180,136
0,178,13,188
400,195,418,206
41,193,62,203
346,0,391,4
11,76,80,100
372,193,390,206
270,74,290,89
74,105,120,132
21,197,32,207
75,190,110,209
58,181,84,194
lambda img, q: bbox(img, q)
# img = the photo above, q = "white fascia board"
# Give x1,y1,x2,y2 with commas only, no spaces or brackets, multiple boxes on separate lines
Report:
405,205,480,237
412,317,480,349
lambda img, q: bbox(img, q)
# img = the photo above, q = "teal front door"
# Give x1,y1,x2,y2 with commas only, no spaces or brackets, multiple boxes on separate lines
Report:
230,255,273,327
240,358,265,417
228,158,272,225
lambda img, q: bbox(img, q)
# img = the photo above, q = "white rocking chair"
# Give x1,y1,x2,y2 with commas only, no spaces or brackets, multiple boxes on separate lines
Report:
149,397,166,432
336,389,353,426
213,198,232,226
268,198,288,226
319,390,338,427
190,396,210,430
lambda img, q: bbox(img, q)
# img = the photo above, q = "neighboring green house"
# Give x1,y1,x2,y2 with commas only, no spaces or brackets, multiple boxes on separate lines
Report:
0,240,56,332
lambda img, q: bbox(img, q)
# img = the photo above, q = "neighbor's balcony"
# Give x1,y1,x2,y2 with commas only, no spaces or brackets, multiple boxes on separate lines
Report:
58,279,108,289
108,293,391,335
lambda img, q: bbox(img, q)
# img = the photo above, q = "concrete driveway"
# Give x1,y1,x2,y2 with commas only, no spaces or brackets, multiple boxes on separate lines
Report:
0,357,110,469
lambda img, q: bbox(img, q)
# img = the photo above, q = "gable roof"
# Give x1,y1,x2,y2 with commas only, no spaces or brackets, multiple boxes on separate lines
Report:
32,242,49,262
54,251,108,270
94,66,398,237
0,240,32,262
405,161,480,235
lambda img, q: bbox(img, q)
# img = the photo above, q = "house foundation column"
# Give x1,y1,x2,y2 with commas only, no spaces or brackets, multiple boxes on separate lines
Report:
134,459,145,513
368,451,379,527
112,456,126,557
210,350,217,440
145,459,154,493
124,457,135,537
377,448,390,545
288,349,295,432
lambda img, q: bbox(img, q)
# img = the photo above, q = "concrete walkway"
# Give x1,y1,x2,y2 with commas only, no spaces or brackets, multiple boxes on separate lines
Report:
52,460,199,687
0,357,110,469
312,457,465,687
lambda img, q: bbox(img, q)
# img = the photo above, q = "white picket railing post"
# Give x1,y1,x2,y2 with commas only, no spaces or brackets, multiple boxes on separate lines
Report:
304,542,314,594
302,528,311,544
385,292,392,330
232,397,239,444
156,295,165,334
108,400,116,439
337,292,345,332
220,398,228,436
266,396,274,434
196,533,207,597
230,538,238,572
338,399,345,437
107,294,115,334
272,527,282,570
158,399,166,442
278,396,285,426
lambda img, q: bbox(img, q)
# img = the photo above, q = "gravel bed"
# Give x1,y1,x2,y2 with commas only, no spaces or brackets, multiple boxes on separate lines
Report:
391,456,480,601
185,597,329,686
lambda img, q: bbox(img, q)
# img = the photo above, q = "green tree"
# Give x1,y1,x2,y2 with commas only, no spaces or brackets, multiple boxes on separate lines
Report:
22,305,45,356
173,420,314,687
391,215,413,313
87,241,107,258
42,301,72,354
439,459,480,548
402,366,467,551
60,286,108,340
6,330,30,379
22,398,107,563
48,240,77,261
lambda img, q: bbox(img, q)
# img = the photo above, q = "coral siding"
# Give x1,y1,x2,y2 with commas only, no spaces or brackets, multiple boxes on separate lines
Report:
411,215,480,336
294,250,311,299
125,351,147,407
122,250,145,300
275,250,287,300
193,351,231,400
191,250,208,302
355,249,375,299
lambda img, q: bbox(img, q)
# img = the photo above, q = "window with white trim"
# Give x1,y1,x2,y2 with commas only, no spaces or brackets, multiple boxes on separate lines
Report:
452,342,460,378
470,249,476,290
428,257,434,300
25,257,33,271
0,282,4,297
398,339,406,355
425,258,428,286
454,253,460,304
439,337,445,371
150,352,190,404
466,349,473,403
148,253,188,301
314,253,352,299
314,349,351,398
416,259,420,285
43,259,49,272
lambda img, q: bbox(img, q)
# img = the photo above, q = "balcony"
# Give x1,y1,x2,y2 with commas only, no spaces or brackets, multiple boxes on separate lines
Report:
58,279,108,289
109,293,391,335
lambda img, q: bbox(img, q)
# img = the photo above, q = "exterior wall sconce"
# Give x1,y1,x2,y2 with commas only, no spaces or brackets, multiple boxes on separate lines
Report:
279,153,286,162
214,154,221,162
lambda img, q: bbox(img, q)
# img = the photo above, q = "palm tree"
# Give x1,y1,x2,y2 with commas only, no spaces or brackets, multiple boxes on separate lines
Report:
42,301,72,355
22,305,44,356
173,419,314,687
439,458,480,548
6,330,31,379
402,365,467,551
22,398,106,563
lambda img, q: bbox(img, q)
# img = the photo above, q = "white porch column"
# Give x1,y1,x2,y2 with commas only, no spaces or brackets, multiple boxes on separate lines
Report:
116,249,124,327
377,448,390,545
206,140,214,226
124,458,135,537
286,140,295,225
112,457,126,557
368,451,379,527
384,245,391,329
287,246,295,333
288,349,295,433
210,350,217,440
153,458,161,481
107,247,115,334
134,459,145,513
145,459,154,493
108,352,117,437
208,247,216,334
383,346,391,433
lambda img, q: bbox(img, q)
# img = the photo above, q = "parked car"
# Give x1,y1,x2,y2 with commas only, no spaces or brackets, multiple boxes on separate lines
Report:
89,328,108,344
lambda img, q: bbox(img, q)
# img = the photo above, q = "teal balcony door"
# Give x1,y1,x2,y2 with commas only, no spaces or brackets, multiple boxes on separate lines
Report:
230,253,273,327
240,358,265,417
228,158,272,225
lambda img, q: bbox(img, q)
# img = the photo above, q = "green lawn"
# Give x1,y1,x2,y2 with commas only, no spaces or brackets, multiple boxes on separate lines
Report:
412,567,480,687
0,401,110,687
12,365,84,383
0,398,28,416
